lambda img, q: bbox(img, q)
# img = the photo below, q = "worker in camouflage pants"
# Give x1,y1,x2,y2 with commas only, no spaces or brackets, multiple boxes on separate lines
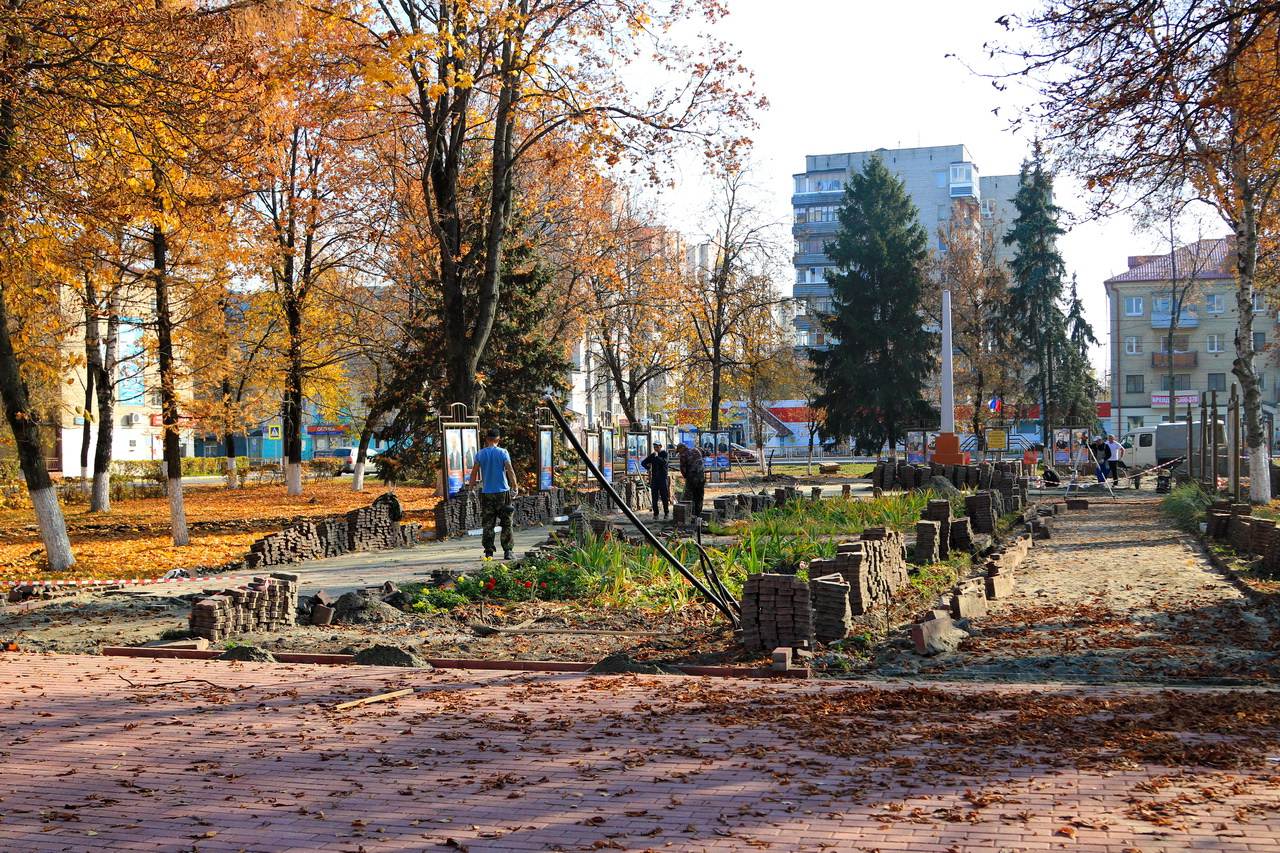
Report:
469,428,520,559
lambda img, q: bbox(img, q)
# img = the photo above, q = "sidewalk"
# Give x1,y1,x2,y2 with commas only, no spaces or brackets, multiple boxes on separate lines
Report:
2,653,1279,852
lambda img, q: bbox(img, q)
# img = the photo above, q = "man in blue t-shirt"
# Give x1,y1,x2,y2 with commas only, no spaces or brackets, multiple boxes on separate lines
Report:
469,428,520,559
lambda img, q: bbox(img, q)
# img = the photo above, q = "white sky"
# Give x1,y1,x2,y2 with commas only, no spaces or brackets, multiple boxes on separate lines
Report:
654,0,1233,376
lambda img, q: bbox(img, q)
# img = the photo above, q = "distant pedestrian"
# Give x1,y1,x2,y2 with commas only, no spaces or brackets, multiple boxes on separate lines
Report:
469,428,519,560
676,442,705,518
641,444,671,520
1105,434,1124,486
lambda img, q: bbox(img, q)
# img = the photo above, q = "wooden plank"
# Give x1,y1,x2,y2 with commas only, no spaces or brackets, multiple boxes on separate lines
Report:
333,687,414,711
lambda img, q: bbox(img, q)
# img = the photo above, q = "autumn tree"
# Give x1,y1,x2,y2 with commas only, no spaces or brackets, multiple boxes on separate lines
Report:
242,7,377,496
351,0,760,412
0,1,258,567
928,201,1014,447
1003,0,1280,501
690,167,787,432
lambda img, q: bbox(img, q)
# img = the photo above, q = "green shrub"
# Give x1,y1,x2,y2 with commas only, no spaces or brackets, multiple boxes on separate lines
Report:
1161,482,1211,532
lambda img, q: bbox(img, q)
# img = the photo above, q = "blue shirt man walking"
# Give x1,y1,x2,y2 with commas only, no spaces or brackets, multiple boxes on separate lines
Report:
469,429,520,559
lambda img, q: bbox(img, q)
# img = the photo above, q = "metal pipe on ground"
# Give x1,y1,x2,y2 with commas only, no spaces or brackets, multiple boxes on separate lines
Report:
542,398,738,626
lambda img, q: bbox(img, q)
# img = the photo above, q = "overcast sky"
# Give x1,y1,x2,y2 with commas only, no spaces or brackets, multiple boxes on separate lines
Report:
655,0,1232,376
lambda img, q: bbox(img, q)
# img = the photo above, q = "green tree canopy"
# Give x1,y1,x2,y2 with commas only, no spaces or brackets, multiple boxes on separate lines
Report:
811,156,936,454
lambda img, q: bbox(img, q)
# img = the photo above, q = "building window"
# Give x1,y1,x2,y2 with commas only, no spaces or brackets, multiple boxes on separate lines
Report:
934,170,946,188
1206,293,1224,314
1124,296,1144,316
1261,373,1267,390
1160,374,1191,391
1153,296,1172,313
1127,416,1144,430
1158,334,1190,353
794,330,810,347
793,207,806,224
1208,373,1227,391
1124,336,1142,354
1254,293,1267,313
1207,333,1223,353
1125,375,1145,393
1255,331,1267,352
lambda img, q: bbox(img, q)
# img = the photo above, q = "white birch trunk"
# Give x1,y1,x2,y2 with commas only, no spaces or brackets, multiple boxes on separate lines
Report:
1249,444,1271,503
352,461,366,492
285,462,302,496
90,474,110,514
31,486,75,571
224,456,238,489
168,478,190,546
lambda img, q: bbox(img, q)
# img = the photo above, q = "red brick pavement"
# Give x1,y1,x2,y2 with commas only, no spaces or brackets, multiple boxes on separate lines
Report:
2,654,1280,852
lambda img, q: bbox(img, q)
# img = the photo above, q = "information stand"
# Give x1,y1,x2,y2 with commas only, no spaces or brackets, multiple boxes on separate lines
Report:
535,406,555,491
439,402,479,498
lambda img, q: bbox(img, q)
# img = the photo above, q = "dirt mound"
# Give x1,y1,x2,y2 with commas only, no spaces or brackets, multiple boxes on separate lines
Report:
333,591,403,625
352,644,430,667
217,645,277,663
928,476,962,496
588,652,682,675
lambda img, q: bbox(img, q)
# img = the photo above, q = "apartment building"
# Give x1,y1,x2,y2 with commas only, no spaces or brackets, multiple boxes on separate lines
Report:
791,144,1022,348
1104,237,1278,436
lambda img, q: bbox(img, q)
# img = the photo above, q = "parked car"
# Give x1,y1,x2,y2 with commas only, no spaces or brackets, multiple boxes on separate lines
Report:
728,443,759,463
314,446,377,474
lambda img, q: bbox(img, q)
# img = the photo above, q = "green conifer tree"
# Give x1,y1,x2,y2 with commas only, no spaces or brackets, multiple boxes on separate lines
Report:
811,156,936,454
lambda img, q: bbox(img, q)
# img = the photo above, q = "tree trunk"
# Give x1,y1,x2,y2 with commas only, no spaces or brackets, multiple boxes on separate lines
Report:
90,304,117,513
1232,190,1271,503
152,213,189,546
221,377,238,488
0,72,74,569
80,279,97,485
709,342,722,432
283,286,304,496
352,421,375,493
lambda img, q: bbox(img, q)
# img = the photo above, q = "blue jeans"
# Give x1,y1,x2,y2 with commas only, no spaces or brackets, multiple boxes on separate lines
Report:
1096,461,1110,482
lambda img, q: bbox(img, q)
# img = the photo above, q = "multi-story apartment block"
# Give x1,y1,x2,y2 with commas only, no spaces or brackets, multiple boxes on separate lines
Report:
791,144,1023,348
1104,237,1278,437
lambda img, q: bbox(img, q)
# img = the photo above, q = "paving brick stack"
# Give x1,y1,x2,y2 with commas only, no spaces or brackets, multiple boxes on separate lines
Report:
1250,517,1276,557
189,572,299,641
1229,513,1254,554
913,519,941,565
672,502,695,526
949,516,974,553
964,490,1003,533
923,499,953,559
739,573,814,652
809,573,853,643
807,528,909,616
1207,500,1232,538
245,495,419,569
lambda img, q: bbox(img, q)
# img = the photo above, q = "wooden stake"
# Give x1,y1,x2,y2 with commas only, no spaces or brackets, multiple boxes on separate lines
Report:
333,688,414,711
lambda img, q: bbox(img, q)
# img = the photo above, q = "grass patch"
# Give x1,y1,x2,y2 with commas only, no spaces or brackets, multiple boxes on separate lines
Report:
721,490,960,540
770,462,875,478
1161,482,1212,532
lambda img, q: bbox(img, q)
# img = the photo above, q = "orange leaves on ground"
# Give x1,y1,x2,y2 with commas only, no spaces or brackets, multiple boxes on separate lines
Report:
0,480,440,580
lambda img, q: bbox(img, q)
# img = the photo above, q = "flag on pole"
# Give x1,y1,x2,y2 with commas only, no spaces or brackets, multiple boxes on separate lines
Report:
987,396,1002,414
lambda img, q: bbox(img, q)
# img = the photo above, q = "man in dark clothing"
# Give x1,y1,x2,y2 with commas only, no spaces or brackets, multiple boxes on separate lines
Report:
640,444,671,520
1090,436,1111,483
676,442,705,518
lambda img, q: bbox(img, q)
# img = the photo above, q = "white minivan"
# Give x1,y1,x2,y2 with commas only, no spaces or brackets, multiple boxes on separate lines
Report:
1121,427,1158,468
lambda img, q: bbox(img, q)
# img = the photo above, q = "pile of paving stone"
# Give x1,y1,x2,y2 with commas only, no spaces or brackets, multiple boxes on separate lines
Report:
739,573,814,652
805,527,909,616
964,490,1004,533
245,494,422,569
772,486,803,506
913,519,942,565
809,573,853,644
923,499,953,558
188,572,299,641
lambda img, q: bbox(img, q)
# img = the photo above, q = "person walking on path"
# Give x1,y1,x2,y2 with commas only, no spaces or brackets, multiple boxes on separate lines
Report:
1105,434,1125,486
470,428,519,560
676,442,705,518
641,443,671,520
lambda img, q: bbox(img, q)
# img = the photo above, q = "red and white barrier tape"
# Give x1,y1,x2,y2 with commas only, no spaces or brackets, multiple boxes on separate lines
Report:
1,574,248,590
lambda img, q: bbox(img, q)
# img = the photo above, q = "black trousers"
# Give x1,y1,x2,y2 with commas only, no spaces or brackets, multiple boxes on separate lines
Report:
683,478,705,517
650,480,670,516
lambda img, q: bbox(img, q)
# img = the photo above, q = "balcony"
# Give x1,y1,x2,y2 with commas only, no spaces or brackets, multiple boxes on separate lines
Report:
1151,351,1198,368
1151,306,1199,328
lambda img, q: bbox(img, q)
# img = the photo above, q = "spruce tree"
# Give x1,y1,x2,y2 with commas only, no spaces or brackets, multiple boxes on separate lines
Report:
1003,152,1069,445
811,156,936,454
